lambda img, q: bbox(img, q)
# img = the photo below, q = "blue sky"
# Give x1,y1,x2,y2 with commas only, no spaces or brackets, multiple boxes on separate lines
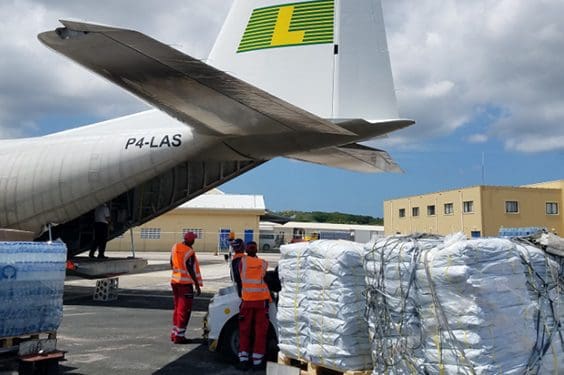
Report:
1,0,563,218
222,135,564,217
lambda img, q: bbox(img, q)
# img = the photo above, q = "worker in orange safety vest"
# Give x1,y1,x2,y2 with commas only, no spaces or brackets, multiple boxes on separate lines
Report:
236,241,272,371
230,238,245,295
170,231,202,344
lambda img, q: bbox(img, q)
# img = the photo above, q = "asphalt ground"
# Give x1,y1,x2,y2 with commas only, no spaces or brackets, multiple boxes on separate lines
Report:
55,251,280,375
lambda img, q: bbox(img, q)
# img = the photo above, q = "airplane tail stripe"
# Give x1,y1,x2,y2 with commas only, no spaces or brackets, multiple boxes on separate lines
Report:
247,15,278,24
251,0,332,12
238,0,334,53
292,10,333,18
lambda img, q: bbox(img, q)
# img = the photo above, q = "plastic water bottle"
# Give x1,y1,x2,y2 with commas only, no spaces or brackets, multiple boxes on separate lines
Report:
0,241,66,337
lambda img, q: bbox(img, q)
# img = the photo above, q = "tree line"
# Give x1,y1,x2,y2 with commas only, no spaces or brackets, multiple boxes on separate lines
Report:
273,210,383,225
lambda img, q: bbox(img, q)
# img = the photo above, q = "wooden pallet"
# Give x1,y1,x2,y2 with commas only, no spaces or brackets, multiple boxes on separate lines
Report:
278,353,372,375
0,331,57,349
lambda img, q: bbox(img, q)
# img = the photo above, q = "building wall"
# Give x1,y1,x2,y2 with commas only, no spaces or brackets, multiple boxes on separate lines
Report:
523,181,564,231
481,186,562,236
385,182,563,237
384,187,483,237
107,209,261,252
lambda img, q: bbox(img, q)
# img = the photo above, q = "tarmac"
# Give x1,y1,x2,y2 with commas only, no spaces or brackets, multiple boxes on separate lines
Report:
58,251,280,375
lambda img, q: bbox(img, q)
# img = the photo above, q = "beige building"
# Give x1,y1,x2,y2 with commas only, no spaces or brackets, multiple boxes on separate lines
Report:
107,189,265,252
384,180,563,237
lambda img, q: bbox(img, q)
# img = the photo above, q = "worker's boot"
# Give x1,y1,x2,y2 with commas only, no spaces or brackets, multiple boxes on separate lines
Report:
173,336,191,344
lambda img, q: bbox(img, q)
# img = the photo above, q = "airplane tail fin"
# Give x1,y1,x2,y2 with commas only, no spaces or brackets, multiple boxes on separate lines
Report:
209,0,398,122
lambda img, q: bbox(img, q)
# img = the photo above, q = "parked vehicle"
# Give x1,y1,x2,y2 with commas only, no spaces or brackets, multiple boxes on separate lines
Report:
259,233,277,251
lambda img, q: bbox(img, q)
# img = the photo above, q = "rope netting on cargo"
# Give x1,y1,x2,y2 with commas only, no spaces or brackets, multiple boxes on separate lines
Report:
363,234,563,375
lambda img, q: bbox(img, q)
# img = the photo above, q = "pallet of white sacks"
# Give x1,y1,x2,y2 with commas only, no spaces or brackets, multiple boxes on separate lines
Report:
278,353,372,375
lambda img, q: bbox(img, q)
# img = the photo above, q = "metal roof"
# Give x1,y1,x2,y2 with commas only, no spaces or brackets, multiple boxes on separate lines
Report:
176,191,265,212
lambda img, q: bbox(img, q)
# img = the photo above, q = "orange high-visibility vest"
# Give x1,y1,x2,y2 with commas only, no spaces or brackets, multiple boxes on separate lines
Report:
241,256,271,302
170,242,203,286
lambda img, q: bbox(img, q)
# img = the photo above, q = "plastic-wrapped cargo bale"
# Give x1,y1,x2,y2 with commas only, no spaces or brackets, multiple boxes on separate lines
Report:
512,239,563,373
364,234,563,375
305,240,371,371
277,242,310,360
366,235,564,374
364,234,445,374
0,241,67,337
537,231,564,257
417,237,539,374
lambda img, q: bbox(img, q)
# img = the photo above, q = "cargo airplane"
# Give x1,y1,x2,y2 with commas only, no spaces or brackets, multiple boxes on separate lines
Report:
0,0,413,257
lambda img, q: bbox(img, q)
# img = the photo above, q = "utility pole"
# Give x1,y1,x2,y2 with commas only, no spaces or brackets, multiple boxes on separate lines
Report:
481,152,485,185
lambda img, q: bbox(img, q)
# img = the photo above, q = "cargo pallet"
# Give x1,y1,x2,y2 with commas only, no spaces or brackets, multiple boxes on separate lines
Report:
278,353,371,375
0,331,64,375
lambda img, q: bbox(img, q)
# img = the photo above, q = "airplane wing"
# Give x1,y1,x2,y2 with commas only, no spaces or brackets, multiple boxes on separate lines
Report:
286,143,403,173
38,20,353,137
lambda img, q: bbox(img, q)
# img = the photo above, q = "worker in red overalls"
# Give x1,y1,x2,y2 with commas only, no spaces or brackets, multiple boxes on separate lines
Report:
170,231,202,344
236,241,271,371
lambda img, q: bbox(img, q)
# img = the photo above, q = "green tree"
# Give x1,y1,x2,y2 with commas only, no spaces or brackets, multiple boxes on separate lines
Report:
273,210,383,225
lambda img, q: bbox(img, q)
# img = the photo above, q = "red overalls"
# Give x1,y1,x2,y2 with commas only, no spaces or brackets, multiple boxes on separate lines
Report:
170,242,202,342
238,256,272,367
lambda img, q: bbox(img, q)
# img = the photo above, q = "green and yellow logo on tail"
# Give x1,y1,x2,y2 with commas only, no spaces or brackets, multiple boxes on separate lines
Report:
238,0,334,53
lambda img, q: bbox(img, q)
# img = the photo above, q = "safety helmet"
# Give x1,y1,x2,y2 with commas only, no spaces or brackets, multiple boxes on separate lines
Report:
231,238,245,252
246,241,258,254
183,231,197,242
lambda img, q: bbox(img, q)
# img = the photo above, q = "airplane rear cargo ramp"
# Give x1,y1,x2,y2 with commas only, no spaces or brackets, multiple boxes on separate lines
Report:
67,257,148,279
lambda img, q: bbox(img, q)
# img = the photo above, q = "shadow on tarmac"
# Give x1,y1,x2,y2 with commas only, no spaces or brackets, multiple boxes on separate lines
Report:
59,364,85,374
63,285,212,312
152,342,265,375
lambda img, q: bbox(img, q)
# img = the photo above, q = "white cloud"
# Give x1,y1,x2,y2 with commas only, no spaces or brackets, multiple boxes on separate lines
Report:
0,0,231,138
1,0,563,156
467,134,488,144
420,80,455,98
506,135,564,153
383,0,564,152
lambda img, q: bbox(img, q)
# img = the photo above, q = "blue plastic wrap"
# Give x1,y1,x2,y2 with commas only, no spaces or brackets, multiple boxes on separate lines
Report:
0,241,67,337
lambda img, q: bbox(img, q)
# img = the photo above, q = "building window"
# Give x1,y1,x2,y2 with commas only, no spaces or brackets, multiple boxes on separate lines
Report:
412,207,419,217
463,201,474,213
183,228,203,239
427,205,436,216
140,228,161,239
399,208,406,218
505,201,519,213
546,202,559,215
444,203,453,215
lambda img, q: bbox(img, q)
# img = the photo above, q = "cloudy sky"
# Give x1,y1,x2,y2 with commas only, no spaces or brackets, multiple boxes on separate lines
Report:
0,0,562,217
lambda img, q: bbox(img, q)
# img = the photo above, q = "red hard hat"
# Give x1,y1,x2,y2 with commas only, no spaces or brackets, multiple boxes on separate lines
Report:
246,241,257,253
183,231,197,242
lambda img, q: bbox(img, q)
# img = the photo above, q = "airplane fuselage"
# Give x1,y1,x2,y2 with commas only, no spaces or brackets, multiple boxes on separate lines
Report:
0,109,408,238
0,110,208,235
